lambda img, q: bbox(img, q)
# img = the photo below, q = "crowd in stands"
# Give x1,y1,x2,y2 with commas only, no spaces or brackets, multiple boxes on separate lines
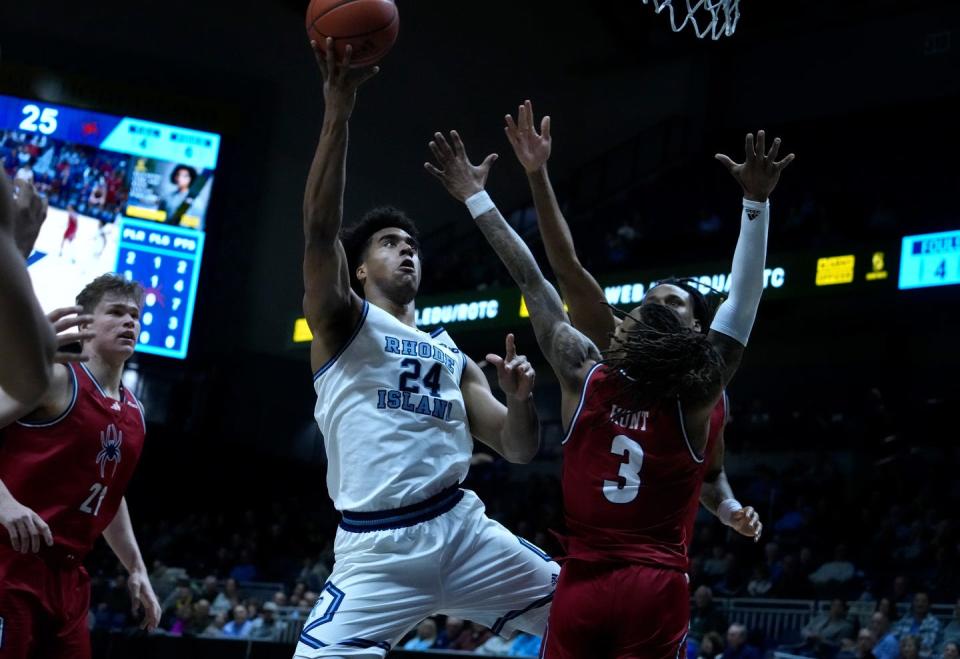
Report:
1,130,129,221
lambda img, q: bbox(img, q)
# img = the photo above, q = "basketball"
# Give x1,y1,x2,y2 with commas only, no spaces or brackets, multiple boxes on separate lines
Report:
305,0,399,68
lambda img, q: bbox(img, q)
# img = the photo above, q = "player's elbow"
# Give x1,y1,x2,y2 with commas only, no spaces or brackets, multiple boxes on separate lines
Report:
502,435,540,464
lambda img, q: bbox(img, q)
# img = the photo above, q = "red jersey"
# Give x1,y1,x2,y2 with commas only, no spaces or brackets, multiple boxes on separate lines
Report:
559,363,725,571
0,363,145,557
63,211,79,240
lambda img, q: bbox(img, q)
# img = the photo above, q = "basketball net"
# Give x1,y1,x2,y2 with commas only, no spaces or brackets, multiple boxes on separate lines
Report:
641,0,740,40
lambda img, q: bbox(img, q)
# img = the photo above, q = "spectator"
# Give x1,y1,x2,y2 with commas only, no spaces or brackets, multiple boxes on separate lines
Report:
230,549,258,582
747,566,774,597
184,599,212,636
872,612,900,659
941,642,958,659
273,591,289,608
939,600,960,653
249,602,288,642
476,630,513,655
167,602,192,636
196,575,221,603
772,555,815,599
699,632,725,659
403,619,439,651
705,546,729,579
788,599,856,657
892,594,942,656
436,616,465,649
722,623,761,659
691,586,729,639
211,578,240,615
809,545,857,588
839,629,878,659
899,636,920,659
509,632,542,656
222,605,253,638
450,622,493,651
202,612,228,638
764,543,784,583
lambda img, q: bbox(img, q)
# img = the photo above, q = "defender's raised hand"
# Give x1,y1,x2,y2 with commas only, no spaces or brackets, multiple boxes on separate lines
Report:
485,334,535,402
505,100,552,174
424,131,498,203
715,130,795,202
312,37,379,120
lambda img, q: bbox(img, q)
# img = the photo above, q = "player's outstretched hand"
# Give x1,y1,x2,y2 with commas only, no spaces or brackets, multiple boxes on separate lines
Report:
505,100,552,174
729,505,762,542
312,37,379,121
715,130,794,203
47,306,95,364
485,333,535,402
424,130,498,204
11,179,49,258
128,568,162,631
0,494,53,554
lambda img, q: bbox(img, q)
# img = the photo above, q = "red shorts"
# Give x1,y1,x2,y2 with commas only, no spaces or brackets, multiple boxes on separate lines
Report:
542,560,689,659
0,545,91,659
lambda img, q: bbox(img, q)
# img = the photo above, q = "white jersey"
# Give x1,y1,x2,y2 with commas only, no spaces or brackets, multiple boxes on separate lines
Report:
313,300,473,512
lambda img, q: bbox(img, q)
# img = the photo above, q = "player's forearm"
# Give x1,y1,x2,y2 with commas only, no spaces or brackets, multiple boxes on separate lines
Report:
0,233,56,405
102,498,147,575
700,469,736,516
710,199,770,347
473,207,567,334
303,114,349,245
528,167,580,273
528,168,614,346
499,394,540,464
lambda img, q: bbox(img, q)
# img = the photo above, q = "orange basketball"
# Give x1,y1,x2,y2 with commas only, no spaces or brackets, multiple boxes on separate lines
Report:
306,0,399,68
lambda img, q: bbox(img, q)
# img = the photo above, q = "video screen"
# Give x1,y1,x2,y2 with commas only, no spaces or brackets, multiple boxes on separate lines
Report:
0,94,221,359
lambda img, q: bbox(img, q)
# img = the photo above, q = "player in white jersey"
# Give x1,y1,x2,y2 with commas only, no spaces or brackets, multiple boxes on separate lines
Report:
293,40,558,659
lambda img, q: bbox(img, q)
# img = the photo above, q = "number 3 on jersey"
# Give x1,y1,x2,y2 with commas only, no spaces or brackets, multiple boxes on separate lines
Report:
603,435,644,504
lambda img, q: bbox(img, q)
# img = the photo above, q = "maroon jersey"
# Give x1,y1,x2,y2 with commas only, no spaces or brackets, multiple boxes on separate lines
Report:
0,363,145,557
560,363,725,571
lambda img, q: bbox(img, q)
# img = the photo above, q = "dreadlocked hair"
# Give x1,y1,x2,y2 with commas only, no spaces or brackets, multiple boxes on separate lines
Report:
600,302,724,411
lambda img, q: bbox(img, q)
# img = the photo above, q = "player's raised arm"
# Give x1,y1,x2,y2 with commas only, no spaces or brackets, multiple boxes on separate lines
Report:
302,39,379,371
0,175,57,404
505,100,618,349
425,131,600,398
709,130,794,385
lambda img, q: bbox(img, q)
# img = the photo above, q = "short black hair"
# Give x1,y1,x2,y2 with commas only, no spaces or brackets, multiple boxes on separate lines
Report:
340,206,420,295
651,277,722,333
170,164,197,186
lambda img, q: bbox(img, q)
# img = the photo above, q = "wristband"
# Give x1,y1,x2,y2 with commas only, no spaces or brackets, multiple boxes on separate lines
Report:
465,190,496,219
717,498,743,526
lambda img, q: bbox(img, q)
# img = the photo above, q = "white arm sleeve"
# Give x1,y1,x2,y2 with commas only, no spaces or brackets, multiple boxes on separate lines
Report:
709,198,770,346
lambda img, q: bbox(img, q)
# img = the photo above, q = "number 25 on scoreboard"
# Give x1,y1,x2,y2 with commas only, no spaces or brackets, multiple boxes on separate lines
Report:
20,104,59,135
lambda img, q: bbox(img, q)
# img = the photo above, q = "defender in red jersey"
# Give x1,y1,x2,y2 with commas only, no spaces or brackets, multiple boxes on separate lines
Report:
503,101,764,540
427,116,792,658
0,274,161,659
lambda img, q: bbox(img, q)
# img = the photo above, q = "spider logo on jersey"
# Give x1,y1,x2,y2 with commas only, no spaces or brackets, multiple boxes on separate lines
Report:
96,424,123,478
610,405,649,431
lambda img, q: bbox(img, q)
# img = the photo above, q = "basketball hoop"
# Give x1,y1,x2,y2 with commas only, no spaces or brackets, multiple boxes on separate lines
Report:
641,0,740,40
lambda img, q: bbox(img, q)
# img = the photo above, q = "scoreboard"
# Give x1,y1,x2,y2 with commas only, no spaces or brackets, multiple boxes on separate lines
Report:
116,219,205,359
2,93,221,360
898,230,960,290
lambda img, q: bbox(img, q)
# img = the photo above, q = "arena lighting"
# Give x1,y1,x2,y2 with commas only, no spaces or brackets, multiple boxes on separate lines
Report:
292,298,502,343
898,230,960,289
815,255,856,286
